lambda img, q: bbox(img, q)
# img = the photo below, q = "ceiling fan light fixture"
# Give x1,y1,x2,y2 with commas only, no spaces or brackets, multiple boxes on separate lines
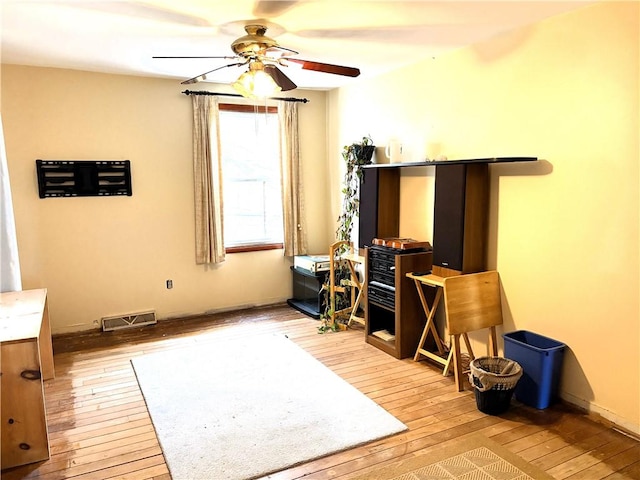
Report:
163,24,360,89
232,61,281,99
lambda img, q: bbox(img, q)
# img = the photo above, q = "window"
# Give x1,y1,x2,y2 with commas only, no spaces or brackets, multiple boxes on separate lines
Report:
218,104,283,252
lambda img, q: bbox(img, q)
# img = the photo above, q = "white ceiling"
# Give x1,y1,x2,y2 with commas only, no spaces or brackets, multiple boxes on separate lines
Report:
1,0,595,90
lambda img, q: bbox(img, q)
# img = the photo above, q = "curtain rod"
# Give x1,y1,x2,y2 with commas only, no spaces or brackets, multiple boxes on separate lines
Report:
182,90,309,103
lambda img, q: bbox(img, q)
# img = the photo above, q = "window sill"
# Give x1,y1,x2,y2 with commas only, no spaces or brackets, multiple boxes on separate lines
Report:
225,243,284,254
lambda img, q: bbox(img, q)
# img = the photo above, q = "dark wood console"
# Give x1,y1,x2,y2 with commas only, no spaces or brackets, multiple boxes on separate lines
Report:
359,157,536,358
365,247,432,359
359,157,536,276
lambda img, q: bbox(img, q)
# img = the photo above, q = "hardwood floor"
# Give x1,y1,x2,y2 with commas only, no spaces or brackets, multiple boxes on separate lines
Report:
3,304,638,479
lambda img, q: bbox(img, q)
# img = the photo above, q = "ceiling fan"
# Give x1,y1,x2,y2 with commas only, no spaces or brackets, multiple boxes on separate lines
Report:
153,24,360,97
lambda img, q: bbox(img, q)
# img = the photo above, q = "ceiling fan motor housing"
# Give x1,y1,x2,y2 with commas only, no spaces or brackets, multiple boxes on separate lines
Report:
231,24,278,57
159,22,359,86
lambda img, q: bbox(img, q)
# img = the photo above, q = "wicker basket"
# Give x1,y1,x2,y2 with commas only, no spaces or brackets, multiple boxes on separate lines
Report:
469,356,523,415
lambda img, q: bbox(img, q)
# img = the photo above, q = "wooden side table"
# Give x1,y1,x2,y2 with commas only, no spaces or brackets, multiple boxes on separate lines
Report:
0,288,55,470
409,271,503,392
407,273,454,374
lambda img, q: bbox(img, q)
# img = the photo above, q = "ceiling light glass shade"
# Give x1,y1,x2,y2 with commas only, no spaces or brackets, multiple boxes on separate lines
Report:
232,62,281,99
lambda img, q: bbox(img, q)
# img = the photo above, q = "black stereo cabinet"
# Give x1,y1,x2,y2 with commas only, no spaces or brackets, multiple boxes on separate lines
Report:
365,247,433,359
287,267,327,319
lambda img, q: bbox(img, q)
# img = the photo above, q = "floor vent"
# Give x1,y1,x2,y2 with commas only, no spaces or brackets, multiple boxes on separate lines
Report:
101,310,156,332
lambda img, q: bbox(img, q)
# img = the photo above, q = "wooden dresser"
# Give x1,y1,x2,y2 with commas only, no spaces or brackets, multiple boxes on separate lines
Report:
0,288,54,470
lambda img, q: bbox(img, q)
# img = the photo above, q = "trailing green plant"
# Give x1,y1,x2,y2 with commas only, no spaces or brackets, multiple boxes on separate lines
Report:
318,136,374,334
336,135,374,245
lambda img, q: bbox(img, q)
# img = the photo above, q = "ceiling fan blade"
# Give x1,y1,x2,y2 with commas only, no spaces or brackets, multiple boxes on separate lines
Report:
181,62,246,85
264,65,297,91
294,25,482,44
265,45,299,57
253,1,300,17
286,58,360,77
154,56,238,60
59,1,211,27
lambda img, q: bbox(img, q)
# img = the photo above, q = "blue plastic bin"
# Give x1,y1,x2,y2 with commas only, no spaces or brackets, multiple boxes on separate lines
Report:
503,330,565,409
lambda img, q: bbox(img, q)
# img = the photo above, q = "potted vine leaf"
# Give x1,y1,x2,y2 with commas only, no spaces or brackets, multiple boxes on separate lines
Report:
318,135,374,333
336,135,374,244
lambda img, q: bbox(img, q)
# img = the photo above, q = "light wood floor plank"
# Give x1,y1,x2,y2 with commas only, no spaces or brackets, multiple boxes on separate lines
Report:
2,304,637,480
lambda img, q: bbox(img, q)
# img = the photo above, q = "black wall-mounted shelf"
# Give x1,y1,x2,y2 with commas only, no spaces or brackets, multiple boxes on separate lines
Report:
363,157,537,169
36,160,132,198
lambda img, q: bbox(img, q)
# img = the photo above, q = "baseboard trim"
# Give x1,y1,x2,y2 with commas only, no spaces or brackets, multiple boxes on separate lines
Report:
560,392,640,440
161,300,288,323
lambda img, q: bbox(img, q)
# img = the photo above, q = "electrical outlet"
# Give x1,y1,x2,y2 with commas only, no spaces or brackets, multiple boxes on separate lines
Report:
166,279,173,289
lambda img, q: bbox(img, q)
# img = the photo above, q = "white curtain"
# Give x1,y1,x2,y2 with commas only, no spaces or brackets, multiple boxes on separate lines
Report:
192,95,225,265
0,114,22,292
278,101,307,257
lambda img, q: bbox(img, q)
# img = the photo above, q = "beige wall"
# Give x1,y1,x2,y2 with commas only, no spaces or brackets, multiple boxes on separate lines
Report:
1,67,331,332
329,2,639,433
2,0,637,435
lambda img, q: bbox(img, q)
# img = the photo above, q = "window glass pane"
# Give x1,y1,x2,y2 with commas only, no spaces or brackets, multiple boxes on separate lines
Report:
219,108,283,247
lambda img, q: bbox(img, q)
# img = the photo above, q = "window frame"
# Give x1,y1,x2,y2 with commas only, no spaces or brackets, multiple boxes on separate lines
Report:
218,103,283,254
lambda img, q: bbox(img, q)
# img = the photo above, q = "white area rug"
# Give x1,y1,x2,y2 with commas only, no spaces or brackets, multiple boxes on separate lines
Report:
131,334,407,480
